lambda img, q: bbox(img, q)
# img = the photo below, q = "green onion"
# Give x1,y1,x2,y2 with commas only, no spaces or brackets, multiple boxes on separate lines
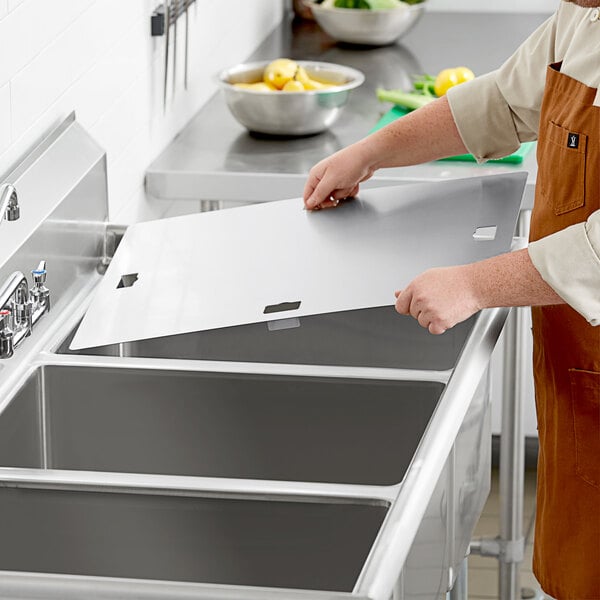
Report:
376,88,435,110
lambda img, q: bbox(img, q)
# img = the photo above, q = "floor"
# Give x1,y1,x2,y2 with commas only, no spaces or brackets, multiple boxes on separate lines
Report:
468,468,543,600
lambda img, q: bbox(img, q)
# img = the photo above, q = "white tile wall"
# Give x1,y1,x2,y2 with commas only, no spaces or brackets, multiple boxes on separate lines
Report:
11,1,142,140
0,1,95,88
7,0,24,11
0,0,284,222
0,83,9,155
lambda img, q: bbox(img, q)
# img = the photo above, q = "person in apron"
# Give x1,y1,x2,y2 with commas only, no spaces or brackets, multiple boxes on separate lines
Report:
303,2,600,598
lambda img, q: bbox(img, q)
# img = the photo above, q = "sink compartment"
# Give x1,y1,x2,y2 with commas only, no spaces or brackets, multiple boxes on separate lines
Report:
59,308,475,372
0,486,387,591
0,366,444,486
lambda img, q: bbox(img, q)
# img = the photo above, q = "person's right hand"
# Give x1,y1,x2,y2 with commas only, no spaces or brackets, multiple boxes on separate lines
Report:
303,142,376,210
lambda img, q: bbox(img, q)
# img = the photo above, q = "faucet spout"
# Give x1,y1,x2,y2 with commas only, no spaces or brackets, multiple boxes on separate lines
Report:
0,262,50,358
0,272,28,313
0,183,20,224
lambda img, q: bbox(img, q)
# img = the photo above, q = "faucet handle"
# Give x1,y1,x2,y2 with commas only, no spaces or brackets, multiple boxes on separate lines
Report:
31,260,50,313
0,309,14,358
0,309,11,330
32,260,47,284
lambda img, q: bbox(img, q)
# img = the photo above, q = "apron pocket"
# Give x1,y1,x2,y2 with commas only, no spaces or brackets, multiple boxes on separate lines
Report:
569,369,600,488
540,121,587,215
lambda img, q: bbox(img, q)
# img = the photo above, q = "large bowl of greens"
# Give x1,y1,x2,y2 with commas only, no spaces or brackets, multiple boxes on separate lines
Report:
311,0,426,46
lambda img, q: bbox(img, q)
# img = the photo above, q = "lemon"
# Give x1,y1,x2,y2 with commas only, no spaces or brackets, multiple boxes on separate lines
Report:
295,66,333,90
234,82,274,91
433,66,475,96
282,79,305,92
433,69,459,97
263,59,298,90
454,66,475,84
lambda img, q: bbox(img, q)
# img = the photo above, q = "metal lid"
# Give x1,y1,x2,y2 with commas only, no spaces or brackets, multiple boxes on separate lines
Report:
70,173,526,350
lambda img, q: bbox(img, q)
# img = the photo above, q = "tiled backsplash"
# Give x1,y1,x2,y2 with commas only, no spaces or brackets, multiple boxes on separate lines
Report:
0,0,284,222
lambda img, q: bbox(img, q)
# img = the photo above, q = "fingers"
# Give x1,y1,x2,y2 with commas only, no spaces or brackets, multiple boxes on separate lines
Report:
395,287,448,335
311,195,340,211
307,189,356,211
394,289,411,315
303,169,322,209
307,180,354,211
303,143,372,210
428,322,447,335
305,174,334,210
304,161,360,211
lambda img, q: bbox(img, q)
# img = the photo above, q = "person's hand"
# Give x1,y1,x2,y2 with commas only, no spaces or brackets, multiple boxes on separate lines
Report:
395,265,482,335
303,142,376,210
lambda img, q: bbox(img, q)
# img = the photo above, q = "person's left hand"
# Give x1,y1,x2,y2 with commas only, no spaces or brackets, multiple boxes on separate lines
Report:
395,265,482,335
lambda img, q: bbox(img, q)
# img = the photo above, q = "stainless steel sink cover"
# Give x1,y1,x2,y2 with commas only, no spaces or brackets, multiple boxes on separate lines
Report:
61,308,475,371
0,487,387,591
70,173,525,350
0,366,443,485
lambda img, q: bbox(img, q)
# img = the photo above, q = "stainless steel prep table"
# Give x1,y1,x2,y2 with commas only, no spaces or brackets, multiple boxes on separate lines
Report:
146,11,550,208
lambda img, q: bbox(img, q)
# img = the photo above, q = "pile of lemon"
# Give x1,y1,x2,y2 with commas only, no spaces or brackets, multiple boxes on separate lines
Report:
234,59,339,92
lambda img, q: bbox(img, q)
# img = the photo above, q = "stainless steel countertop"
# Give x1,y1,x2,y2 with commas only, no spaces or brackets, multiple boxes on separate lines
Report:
146,11,550,208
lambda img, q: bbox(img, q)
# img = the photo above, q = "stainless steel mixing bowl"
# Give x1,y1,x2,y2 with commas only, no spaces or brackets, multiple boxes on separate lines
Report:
217,60,365,136
311,2,427,46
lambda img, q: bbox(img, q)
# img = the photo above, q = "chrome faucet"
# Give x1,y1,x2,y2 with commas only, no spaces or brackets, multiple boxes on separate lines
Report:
0,261,50,359
0,183,20,226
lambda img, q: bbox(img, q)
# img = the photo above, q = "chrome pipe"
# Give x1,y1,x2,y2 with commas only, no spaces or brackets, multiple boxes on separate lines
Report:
499,308,525,600
498,211,531,600
448,558,468,600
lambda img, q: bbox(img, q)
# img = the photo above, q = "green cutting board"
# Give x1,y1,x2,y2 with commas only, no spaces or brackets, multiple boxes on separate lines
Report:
370,106,534,164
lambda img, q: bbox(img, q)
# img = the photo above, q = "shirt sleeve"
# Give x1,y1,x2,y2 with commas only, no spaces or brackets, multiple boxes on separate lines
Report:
446,12,558,162
528,210,600,326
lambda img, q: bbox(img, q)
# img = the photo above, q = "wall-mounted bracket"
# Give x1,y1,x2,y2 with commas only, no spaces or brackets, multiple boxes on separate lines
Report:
151,0,196,37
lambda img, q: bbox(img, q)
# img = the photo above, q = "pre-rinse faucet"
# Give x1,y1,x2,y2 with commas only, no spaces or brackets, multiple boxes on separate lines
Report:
0,183,20,226
0,261,50,359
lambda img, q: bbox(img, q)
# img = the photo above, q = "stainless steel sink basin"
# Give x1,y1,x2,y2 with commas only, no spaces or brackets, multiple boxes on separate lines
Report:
0,365,444,486
0,486,387,591
59,307,475,371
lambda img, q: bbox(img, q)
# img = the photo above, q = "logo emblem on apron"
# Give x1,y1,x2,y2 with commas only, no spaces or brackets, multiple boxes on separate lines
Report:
567,132,579,149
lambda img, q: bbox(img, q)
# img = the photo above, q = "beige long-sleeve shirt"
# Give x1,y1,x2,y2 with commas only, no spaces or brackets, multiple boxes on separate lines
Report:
446,0,600,326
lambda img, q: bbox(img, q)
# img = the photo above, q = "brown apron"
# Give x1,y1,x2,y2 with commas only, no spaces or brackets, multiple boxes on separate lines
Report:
530,62,600,599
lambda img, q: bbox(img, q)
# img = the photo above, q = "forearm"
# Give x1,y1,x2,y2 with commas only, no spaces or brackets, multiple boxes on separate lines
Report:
469,248,565,309
304,96,468,208
357,96,468,170
395,247,565,335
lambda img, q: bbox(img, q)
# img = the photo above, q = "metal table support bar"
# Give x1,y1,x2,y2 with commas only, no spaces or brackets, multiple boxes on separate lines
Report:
448,558,468,600
469,225,530,600
499,211,532,600
499,307,526,600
